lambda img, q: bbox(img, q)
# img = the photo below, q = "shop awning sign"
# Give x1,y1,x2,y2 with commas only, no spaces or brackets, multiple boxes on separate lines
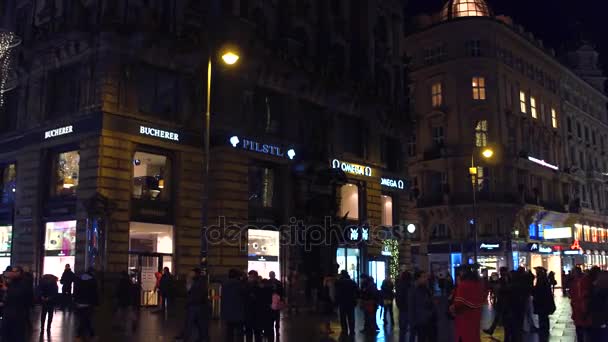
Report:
381,177,405,189
230,136,295,160
44,125,73,140
479,243,501,251
543,227,572,239
332,159,372,177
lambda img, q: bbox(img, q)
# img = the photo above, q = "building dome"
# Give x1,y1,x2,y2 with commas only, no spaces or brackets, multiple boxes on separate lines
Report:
441,0,491,21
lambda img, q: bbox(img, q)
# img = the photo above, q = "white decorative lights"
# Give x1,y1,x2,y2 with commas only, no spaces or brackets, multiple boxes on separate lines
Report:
0,31,15,108
527,156,558,170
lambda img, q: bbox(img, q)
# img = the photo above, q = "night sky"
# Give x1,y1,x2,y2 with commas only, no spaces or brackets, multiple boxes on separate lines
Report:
406,0,608,81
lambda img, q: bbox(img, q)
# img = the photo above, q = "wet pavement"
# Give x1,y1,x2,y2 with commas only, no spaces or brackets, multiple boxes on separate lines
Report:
21,295,575,341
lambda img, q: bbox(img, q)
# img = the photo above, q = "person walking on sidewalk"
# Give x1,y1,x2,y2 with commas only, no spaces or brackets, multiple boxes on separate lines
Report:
73,267,99,340
268,271,284,335
380,278,395,326
335,270,357,337
221,269,245,342
2,266,29,342
158,267,175,316
483,267,510,337
451,266,484,342
408,270,436,342
60,264,76,310
570,266,592,342
114,271,137,334
588,270,608,341
180,268,210,342
396,271,412,342
38,274,59,335
533,267,556,342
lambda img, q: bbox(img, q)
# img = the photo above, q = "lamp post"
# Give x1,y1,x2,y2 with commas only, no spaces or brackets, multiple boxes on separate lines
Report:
201,49,240,271
469,148,494,264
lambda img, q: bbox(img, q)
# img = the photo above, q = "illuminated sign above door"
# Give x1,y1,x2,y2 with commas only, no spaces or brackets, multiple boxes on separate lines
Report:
381,177,405,189
230,136,295,160
139,126,180,141
332,159,372,177
44,125,73,140
543,227,572,240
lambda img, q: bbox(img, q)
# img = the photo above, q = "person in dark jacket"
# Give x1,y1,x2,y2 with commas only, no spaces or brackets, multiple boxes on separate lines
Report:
396,271,412,342
158,267,174,315
221,269,245,342
484,267,510,337
2,266,29,342
380,278,395,326
268,271,283,335
60,263,76,309
115,271,136,333
73,267,99,339
533,267,556,342
408,270,436,342
22,266,34,331
335,270,357,336
38,274,59,334
180,268,209,342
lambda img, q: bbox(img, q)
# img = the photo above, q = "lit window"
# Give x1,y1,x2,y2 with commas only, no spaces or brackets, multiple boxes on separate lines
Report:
591,227,598,243
584,225,591,241
340,184,359,220
54,151,80,197
519,91,527,113
133,152,171,201
475,166,489,192
431,82,443,107
249,166,275,208
432,126,445,146
0,164,16,204
475,120,488,147
472,77,486,100
381,195,393,226
551,108,558,128
530,96,537,119
129,222,174,254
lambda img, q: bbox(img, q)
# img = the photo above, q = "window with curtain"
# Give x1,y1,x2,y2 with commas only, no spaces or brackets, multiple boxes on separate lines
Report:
472,77,486,100
551,108,558,128
431,82,443,107
519,91,527,113
475,120,488,147
530,96,538,119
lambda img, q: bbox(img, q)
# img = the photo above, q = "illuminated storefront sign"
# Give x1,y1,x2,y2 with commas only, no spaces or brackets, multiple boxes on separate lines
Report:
528,243,553,254
139,126,180,141
44,125,73,139
332,159,372,177
571,240,582,251
230,136,295,160
248,229,280,279
564,250,582,255
543,227,572,240
527,156,558,170
381,178,405,189
347,226,370,242
479,243,501,251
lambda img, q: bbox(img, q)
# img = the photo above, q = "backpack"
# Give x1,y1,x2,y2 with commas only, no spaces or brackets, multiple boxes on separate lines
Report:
271,293,284,311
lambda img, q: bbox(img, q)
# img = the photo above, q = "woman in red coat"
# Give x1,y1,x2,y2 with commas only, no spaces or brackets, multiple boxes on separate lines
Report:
450,266,485,342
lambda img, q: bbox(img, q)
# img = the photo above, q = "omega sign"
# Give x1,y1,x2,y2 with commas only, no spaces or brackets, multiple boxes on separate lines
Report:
139,126,179,142
332,159,372,177
44,125,73,139
381,178,405,189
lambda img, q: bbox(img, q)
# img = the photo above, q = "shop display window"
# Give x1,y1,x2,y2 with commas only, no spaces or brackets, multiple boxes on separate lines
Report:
44,221,77,280
53,151,80,197
0,225,12,271
340,184,359,220
337,248,360,283
247,229,280,279
129,222,174,254
0,164,16,204
381,195,393,226
584,225,591,242
132,152,170,201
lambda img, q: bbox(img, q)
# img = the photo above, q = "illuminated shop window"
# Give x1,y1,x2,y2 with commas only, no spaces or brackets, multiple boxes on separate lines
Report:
475,120,488,147
0,164,16,204
381,195,393,226
431,82,443,107
530,97,538,119
43,221,76,280
520,91,527,113
340,184,359,220
584,225,591,241
551,108,558,128
53,151,80,197
472,77,486,100
132,152,171,201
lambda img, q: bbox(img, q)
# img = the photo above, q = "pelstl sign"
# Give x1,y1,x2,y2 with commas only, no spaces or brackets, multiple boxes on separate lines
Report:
229,136,296,160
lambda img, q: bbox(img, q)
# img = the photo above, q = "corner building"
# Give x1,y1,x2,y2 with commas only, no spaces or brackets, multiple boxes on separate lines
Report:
404,0,608,280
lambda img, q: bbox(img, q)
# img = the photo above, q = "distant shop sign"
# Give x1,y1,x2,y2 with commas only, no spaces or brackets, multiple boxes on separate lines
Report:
381,177,405,190
44,125,73,140
528,243,553,254
230,136,295,160
139,126,180,142
332,159,372,177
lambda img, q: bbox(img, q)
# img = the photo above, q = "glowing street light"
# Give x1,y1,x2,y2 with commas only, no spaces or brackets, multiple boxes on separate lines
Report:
482,148,494,159
221,51,240,65
470,146,495,264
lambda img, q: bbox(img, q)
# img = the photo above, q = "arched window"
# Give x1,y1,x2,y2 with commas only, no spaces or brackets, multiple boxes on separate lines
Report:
475,120,488,147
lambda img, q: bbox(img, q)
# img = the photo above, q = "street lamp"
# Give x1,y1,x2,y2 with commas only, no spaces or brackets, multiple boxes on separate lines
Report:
469,147,494,264
202,48,240,271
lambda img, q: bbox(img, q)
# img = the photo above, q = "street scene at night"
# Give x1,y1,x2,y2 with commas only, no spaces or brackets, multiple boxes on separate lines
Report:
1,0,608,341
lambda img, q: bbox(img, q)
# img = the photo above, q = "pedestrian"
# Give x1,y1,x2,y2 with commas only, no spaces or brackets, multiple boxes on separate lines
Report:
588,270,608,341
533,267,556,342
179,268,210,342
60,263,76,310
260,279,275,342
38,273,59,335
22,265,34,331
2,266,29,342
158,267,175,316
114,271,136,333
268,271,284,335
221,269,245,342
359,274,379,334
450,265,484,342
396,271,412,342
548,271,557,294
73,267,99,340
570,266,592,342
335,270,357,337
506,269,531,342
483,267,510,337
380,278,395,326
244,270,264,342
408,270,436,342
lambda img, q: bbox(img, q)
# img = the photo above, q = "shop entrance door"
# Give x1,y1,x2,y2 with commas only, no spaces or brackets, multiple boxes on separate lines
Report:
128,252,173,306
368,260,386,290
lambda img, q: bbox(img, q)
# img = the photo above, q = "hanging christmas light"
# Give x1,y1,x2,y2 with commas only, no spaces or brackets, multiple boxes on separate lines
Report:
0,30,16,108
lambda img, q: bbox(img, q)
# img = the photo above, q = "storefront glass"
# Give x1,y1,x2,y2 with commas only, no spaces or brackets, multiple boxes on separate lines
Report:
339,184,359,220
478,255,499,274
381,195,393,226
44,221,76,280
337,248,360,282
248,229,280,279
0,164,16,204
54,151,80,197
129,222,174,255
530,253,562,287
368,260,386,290
132,152,170,201
0,225,12,271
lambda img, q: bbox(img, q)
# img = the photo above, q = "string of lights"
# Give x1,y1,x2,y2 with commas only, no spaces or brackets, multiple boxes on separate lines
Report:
0,31,15,108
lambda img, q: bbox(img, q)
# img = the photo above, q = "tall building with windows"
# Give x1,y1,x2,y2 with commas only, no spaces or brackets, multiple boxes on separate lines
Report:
404,0,608,278
0,0,411,295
